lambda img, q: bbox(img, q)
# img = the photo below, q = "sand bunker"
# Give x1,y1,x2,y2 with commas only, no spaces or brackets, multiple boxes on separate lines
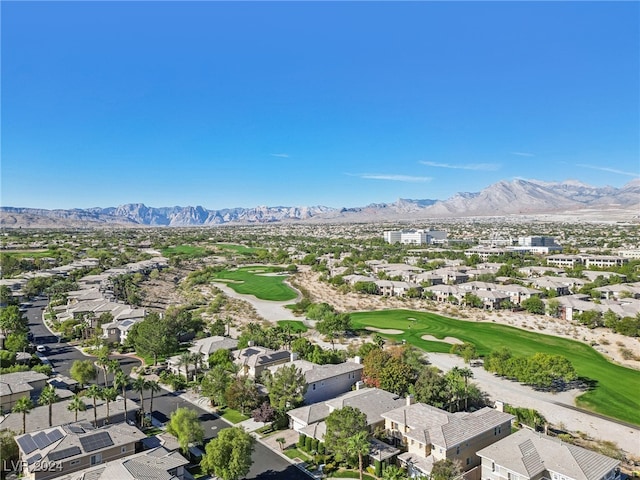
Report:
366,327,404,335
421,334,464,345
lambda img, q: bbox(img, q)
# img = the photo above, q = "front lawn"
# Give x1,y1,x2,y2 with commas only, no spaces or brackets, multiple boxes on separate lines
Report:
350,309,640,426
219,407,249,424
211,266,298,301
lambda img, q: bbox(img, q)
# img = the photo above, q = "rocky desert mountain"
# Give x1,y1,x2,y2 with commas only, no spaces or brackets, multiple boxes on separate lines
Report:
2,178,638,228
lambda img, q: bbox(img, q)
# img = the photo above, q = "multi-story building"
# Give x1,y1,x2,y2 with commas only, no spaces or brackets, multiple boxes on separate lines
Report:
382,402,514,477
383,230,447,245
477,428,621,480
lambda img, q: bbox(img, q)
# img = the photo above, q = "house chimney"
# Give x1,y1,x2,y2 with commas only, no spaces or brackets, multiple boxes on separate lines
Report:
406,394,415,406
248,340,255,347
290,352,298,362
353,356,361,364
355,381,365,390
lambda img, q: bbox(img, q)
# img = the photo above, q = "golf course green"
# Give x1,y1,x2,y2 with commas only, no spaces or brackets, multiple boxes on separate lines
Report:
350,309,640,426
211,266,298,301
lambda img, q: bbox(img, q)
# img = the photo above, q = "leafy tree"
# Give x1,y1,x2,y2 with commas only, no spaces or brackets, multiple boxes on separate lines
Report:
131,313,179,365
251,402,276,423
67,394,86,423
224,376,261,414
12,397,34,434
381,465,407,480
4,332,28,353
430,458,463,480
521,296,545,315
362,348,390,387
208,348,234,370
324,406,368,465
463,292,483,308
414,366,448,408
378,358,414,396
85,384,102,427
353,281,378,294
0,429,19,479
263,364,307,411
316,313,352,349
201,427,255,480
70,360,97,389
546,298,561,317
38,385,59,427
210,318,226,336
166,407,204,454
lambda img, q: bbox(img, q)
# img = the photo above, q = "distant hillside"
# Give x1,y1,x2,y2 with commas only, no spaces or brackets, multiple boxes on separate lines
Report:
2,178,638,228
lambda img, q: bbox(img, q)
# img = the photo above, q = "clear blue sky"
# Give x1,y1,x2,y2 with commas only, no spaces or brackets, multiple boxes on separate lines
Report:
2,1,638,210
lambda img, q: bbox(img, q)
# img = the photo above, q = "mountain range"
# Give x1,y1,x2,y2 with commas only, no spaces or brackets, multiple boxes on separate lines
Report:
2,178,639,228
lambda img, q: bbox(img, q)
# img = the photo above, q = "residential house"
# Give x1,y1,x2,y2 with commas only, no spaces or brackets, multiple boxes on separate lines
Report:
382,402,513,477
55,446,189,480
15,422,146,480
233,346,291,378
495,285,542,306
593,284,640,300
375,280,418,297
0,371,49,412
167,335,238,376
267,358,363,404
424,285,462,303
477,428,620,480
531,277,571,296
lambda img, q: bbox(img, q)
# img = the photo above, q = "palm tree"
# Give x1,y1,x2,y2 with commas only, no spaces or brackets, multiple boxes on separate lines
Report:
113,371,130,420
132,376,147,416
224,316,233,336
107,359,121,388
85,384,102,428
459,367,474,411
100,387,118,424
146,380,161,417
381,465,407,480
12,397,34,434
178,352,191,381
191,352,204,379
38,385,59,427
67,394,86,422
346,431,370,480
96,353,110,387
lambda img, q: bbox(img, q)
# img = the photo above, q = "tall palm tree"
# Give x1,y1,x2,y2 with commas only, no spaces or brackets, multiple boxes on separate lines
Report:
146,380,161,417
67,394,86,422
12,396,34,434
224,316,233,337
113,371,130,420
38,385,59,427
100,387,118,424
85,384,102,428
346,431,370,480
459,367,474,411
132,376,147,416
178,352,191,381
190,352,203,380
96,353,110,387
107,359,122,388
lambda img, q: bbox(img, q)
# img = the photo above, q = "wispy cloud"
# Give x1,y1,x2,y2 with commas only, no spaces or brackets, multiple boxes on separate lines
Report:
420,161,500,171
353,173,432,183
576,164,640,177
270,153,289,158
510,151,535,157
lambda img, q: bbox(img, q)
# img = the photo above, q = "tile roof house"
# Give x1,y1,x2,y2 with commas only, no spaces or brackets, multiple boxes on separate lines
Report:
381,403,514,476
476,428,621,480
15,422,146,480
267,358,363,404
233,346,291,378
55,446,189,480
0,371,49,412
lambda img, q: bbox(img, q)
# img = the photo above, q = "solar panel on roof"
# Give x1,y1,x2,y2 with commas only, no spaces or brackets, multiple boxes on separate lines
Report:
46,429,63,444
48,446,81,462
16,436,38,454
67,425,85,434
26,453,42,465
32,432,50,449
79,431,113,452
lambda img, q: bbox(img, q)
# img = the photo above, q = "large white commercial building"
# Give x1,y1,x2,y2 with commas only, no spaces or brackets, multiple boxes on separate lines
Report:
383,229,447,245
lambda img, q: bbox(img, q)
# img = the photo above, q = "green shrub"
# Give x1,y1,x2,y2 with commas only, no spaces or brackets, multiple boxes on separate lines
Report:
374,460,382,477
305,436,313,452
298,434,306,449
311,438,319,452
318,442,325,455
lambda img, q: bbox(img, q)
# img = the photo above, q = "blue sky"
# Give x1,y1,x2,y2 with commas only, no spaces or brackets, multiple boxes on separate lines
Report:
2,1,638,209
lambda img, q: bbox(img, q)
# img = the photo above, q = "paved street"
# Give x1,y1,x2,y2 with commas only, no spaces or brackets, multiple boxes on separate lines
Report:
25,301,309,479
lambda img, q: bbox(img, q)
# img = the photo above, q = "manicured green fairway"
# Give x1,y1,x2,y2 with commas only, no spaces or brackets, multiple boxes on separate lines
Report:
161,245,209,257
351,309,640,426
211,266,298,301
277,320,308,333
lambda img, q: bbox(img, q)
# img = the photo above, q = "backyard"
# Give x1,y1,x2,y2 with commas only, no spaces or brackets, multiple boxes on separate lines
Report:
350,309,640,426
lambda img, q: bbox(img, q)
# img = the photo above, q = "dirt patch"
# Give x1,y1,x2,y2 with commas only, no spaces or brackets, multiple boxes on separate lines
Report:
366,327,404,335
421,334,464,345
